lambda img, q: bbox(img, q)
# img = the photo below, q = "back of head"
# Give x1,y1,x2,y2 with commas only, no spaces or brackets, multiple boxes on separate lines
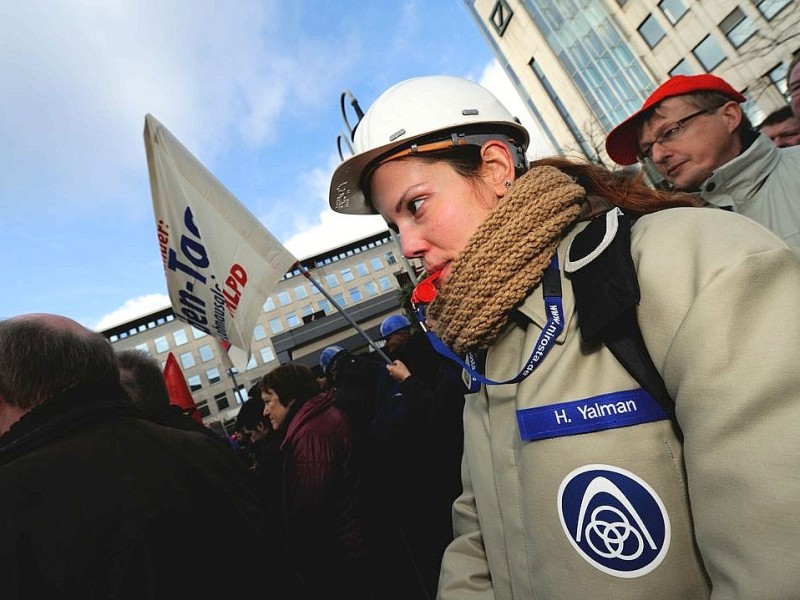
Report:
0,314,119,410
261,363,320,407
117,349,171,421
236,397,270,432
319,345,346,376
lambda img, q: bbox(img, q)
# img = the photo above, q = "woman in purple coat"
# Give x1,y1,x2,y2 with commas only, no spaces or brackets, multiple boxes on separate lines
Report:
261,363,376,599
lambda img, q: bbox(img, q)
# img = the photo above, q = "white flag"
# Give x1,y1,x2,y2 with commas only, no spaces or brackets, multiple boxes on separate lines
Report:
144,114,297,370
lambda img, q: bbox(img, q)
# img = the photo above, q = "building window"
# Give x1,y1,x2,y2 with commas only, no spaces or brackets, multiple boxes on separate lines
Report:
246,355,258,371
356,262,368,276
187,375,202,391
754,0,790,20
198,344,214,362
638,14,666,48
197,399,211,418
191,326,207,339
370,257,384,271
719,7,757,48
253,324,267,341
286,312,300,327
260,346,275,363
319,299,331,313
670,58,695,76
214,392,229,411
333,292,346,307
180,351,195,369
325,273,340,287
277,291,292,306
364,281,378,297
134,342,149,354
172,329,188,346
378,276,392,291
301,304,314,317
235,385,248,404
207,367,221,384
263,297,275,312
693,35,726,71
767,62,789,96
490,0,513,36
294,284,308,300
310,282,322,295
658,0,688,24
269,318,284,334
384,251,397,265
349,287,363,302
341,268,355,283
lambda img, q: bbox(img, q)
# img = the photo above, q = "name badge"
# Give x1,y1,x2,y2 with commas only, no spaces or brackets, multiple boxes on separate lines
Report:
516,388,669,442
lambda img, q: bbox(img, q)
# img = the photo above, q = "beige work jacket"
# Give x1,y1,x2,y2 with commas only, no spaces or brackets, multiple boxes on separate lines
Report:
438,207,800,599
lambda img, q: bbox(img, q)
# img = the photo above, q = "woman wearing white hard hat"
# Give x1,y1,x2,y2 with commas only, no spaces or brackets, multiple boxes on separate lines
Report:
329,75,800,599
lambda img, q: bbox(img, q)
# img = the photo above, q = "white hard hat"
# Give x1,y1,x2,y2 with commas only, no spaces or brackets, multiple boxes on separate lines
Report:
329,75,530,215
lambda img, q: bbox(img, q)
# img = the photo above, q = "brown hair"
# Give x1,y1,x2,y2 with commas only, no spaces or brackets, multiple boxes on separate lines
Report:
530,156,697,214
260,363,320,407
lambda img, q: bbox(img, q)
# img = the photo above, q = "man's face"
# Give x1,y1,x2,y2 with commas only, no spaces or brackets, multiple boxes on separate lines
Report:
761,116,800,148
384,330,410,353
638,96,742,191
788,61,800,119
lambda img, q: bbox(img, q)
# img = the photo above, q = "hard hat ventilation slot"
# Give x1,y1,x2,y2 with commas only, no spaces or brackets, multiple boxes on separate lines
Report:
389,129,406,141
462,109,479,115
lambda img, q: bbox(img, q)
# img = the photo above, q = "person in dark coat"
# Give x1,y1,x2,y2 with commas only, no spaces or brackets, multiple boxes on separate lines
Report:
0,313,300,599
261,363,376,600
381,315,467,600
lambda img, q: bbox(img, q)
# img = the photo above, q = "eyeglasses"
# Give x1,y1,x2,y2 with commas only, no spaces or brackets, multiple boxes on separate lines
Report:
637,108,714,162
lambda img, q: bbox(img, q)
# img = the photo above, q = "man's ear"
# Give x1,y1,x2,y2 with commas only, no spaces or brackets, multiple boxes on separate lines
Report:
480,140,517,197
720,101,743,134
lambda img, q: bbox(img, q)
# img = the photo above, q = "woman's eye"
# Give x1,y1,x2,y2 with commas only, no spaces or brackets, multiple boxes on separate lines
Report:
408,198,425,215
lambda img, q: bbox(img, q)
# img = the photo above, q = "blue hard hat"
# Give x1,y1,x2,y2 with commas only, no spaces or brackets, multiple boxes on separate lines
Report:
319,345,345,374
380,314,411,338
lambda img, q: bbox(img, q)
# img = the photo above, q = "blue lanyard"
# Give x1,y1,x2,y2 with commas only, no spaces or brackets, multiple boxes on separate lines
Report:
412,255,564,393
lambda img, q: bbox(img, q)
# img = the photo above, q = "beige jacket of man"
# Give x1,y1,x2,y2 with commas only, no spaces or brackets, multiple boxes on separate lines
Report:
699,133,800,250
438,207,800,600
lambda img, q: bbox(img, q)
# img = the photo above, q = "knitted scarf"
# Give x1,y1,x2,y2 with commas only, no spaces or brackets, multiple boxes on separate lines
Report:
427,165,585,355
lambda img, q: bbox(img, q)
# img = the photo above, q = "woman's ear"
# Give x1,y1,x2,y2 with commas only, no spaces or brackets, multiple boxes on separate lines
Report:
480,140,517,197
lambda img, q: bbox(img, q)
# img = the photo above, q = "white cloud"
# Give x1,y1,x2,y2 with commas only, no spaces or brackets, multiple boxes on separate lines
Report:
93,294,171,332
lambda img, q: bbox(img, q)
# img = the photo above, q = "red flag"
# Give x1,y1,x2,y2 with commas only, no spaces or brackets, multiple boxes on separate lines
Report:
163,352,203,424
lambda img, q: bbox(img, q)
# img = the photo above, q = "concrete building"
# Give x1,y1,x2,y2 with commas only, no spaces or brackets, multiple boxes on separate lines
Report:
464,0,799,163
103,229,418,431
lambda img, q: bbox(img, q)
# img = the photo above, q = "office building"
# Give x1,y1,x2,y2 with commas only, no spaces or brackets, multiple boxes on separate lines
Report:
103,229,417,431
464,0,799,161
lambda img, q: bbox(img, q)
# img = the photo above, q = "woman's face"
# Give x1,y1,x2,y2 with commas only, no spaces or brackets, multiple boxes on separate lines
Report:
262,387,291,431
370,157,498,286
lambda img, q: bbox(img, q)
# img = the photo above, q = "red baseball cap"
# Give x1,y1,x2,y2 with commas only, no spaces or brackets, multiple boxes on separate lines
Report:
605,74,747,165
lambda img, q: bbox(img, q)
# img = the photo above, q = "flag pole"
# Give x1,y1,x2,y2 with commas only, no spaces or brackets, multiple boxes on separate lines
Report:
294,262,392,364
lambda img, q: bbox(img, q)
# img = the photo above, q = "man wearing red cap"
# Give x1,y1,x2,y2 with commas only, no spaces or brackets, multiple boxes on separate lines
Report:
606,73,800,249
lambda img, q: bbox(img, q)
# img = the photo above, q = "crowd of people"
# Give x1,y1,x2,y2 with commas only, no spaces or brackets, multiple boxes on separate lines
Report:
2,60,800,599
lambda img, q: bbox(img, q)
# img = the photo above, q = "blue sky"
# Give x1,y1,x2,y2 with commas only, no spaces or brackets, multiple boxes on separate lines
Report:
2,1,551,330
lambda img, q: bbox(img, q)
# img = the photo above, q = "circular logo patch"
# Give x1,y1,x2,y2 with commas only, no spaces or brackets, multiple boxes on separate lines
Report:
557,464,670,578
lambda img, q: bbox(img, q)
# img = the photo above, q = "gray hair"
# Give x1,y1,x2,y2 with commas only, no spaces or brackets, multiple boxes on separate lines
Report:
0,316,119,409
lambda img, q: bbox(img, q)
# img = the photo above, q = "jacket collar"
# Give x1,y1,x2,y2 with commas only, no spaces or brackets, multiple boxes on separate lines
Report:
699,133,781,210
